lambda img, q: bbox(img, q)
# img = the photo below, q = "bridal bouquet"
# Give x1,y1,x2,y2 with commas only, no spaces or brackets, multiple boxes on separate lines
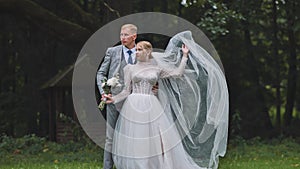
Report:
98,74,121,111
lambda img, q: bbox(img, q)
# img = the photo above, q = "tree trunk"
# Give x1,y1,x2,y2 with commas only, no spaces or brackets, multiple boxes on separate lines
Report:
272,0,281,131
284,1,297,127
242,20,273,137
162,0,168,13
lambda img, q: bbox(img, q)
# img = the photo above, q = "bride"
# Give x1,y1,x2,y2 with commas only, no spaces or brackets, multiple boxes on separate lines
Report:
105,31,229,169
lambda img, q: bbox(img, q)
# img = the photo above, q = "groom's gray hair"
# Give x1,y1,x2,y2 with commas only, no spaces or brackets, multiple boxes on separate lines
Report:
121,24,137,34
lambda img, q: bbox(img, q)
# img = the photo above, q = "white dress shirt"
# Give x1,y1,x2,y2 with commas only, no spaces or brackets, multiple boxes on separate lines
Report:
122,45,136,64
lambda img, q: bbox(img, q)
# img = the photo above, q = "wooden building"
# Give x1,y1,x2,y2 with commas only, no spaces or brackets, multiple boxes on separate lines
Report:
41,65,76,143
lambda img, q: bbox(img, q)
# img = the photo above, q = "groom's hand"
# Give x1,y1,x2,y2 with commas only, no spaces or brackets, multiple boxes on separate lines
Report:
152,83,159,96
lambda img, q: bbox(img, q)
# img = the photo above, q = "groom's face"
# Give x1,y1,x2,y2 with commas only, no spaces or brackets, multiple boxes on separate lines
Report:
120,28,136,49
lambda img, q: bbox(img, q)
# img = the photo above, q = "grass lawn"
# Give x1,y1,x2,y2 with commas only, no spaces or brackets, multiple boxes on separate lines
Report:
0,151,104,169
0,137,299,169
219,138,300,169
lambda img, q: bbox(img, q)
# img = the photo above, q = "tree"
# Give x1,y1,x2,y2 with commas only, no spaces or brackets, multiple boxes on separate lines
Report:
283,0,298,127
0,0,117,136
1,0,299,139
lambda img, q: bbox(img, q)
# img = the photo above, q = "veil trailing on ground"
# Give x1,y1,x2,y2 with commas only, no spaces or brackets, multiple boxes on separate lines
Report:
152,31,229,169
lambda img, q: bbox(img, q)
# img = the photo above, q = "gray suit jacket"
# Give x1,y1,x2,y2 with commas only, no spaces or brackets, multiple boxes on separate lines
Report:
97,45,136,110
97,45,135,110
97,45,127,169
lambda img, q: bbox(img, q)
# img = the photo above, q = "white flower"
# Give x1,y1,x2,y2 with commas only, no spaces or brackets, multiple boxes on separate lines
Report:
101,82,106,88
107,76,120,87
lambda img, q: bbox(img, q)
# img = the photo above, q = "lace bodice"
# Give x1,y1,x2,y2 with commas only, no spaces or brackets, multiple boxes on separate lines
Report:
112,57,188,103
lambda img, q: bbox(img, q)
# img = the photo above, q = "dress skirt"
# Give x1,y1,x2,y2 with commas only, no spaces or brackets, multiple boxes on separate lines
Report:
112,93,204,169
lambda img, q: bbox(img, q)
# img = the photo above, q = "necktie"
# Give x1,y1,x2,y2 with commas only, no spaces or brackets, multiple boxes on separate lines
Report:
127,50,133,64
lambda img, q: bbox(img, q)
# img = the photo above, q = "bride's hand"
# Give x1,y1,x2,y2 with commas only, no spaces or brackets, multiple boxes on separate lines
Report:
103,94,114,104
182,44,189,57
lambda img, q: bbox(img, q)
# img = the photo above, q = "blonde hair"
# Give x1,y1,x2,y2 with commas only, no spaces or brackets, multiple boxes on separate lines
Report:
121,24,137,34
137,41,153,58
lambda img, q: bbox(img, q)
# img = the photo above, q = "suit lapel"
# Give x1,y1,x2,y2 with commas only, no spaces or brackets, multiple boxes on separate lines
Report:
113,45,137,76
120,52,127,69
112,46,124,76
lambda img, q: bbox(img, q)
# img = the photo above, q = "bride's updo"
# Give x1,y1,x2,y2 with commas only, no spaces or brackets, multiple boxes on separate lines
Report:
137,41,153,58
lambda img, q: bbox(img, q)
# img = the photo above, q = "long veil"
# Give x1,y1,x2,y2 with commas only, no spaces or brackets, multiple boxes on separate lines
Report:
152,31,229,169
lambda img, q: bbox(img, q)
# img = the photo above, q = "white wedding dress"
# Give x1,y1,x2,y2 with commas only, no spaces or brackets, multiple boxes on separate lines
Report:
109,31,229,169
111,57,205,169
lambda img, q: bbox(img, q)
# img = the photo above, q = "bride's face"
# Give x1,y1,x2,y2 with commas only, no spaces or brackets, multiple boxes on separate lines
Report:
136,44,150,62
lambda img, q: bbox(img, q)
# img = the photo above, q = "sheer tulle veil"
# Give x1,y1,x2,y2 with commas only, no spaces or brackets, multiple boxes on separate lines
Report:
152,31,229,169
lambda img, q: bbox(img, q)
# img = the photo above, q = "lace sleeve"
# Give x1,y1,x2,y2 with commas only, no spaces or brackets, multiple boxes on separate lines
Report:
112,65,132,104
160,57,188,78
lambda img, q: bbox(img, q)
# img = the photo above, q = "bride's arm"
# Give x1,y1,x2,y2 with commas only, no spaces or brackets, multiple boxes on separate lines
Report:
160,44,189,78
105,65,132,104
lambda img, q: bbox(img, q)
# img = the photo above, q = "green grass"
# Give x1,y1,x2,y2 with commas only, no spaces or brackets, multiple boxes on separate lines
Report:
0,137,299,169
219,138,300,169
1,162,102,169
0,151,103,169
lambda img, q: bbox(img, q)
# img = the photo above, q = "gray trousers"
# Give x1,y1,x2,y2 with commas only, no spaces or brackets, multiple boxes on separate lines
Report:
103,104,119,169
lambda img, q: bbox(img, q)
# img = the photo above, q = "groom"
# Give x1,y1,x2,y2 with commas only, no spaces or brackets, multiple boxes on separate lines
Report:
97,24,137,169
